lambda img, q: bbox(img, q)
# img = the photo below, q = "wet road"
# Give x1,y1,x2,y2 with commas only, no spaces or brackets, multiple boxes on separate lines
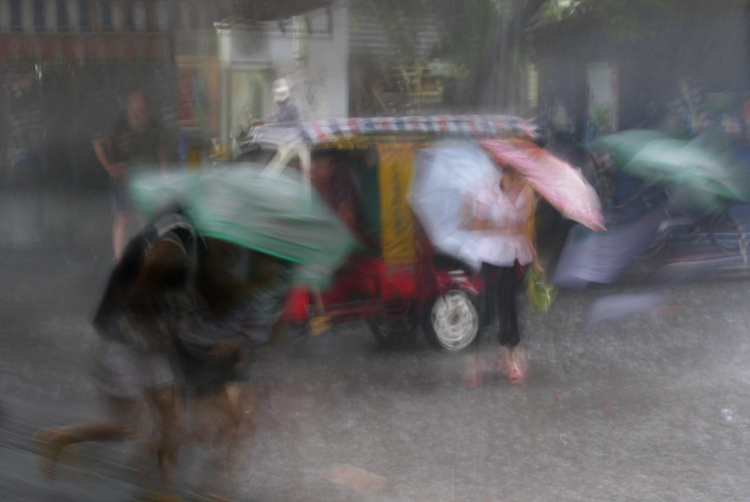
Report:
1,191,749,502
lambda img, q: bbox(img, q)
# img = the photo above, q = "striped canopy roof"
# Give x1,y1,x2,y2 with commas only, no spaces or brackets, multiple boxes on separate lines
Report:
251,115,537,146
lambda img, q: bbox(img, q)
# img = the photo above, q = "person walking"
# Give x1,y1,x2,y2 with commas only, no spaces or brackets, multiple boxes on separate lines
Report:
32,213,193,493
270,79,300,124
463,165,540,386
93,89,167,261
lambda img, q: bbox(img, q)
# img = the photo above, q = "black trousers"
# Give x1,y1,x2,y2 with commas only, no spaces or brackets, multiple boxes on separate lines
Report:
480,262,521,348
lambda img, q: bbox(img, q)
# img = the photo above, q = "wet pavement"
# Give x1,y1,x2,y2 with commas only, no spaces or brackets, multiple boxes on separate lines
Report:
1,188,749,501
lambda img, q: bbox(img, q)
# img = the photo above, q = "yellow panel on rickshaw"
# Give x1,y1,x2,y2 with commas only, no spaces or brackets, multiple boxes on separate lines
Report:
377,143,419,269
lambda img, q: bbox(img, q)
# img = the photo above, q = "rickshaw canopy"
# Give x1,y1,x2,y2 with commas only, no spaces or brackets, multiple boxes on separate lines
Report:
236,115,539,275
245,115,538,148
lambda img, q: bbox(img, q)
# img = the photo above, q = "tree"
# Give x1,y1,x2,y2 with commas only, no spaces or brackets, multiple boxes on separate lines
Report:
538,0,748,40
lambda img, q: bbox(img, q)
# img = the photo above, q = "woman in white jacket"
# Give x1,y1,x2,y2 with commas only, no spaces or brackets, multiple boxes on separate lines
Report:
464,165,540,386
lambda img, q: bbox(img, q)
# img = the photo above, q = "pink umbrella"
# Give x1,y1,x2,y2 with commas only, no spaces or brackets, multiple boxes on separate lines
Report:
480,139,606,232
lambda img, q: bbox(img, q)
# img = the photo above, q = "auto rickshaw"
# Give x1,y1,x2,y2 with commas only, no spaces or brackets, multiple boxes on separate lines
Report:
235,115,538,351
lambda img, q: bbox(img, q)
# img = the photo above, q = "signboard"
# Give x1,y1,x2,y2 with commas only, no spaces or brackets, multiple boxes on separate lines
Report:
377,143,417,268
0,34,171,62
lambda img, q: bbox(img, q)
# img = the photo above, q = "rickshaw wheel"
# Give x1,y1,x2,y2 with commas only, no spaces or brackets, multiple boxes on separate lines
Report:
366,318,419,348
423,290,480,352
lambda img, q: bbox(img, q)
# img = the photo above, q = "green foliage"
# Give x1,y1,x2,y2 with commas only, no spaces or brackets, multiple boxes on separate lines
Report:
350,0,508,68
348,0,548,107
539,0,749,40
350,0,427,63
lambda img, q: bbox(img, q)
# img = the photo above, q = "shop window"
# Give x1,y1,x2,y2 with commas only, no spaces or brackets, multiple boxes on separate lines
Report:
10,0,22,31
216,5,228,22
101,1,112,31
125,1,134,30
33,0,45,31
144,2,154,31
79,0,91,31
230,71,268,140
188,5,199,29
56,0,68,30
167,1,179,29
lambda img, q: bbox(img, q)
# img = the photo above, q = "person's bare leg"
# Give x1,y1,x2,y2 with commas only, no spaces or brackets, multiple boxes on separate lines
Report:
113,211,132,261
195,383,257,502
34,397,139,480
502,345,528,384
223,383,258,464
200,387,240,467
145,385,184,489
112,211,131,262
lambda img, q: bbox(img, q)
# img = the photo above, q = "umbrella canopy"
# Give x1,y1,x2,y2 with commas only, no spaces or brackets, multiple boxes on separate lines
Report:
590,129,671,168
480,139,606,231
592,129,750,213
129,163,356,288
409,141,502,270
551,207,666,290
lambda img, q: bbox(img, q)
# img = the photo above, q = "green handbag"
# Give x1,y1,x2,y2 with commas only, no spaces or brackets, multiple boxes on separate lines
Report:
525,267,556,313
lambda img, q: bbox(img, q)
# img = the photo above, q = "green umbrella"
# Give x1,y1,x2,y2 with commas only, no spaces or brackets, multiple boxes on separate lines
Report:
593,129,750,213
622,131,750,202
129,163,357,288
590,129,672,169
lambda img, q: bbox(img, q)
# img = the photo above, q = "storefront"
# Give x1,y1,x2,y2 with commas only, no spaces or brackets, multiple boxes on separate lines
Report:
0,32,175,186
215,4,349,150
174,29,223,162
349,57,465,117
216,25,274,147
530,4,749,142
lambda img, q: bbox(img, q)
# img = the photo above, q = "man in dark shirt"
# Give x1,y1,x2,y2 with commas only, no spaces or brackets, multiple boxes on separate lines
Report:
93,90,167,261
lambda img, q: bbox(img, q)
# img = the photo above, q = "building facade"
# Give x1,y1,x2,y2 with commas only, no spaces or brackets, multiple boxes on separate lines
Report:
530,4,750,143
215,1,349,145
0,0,228,186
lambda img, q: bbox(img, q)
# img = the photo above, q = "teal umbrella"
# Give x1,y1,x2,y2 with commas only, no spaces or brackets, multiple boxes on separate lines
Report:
593,129,750,213
591,129,672,168
129,163,356,288
624,131,749,201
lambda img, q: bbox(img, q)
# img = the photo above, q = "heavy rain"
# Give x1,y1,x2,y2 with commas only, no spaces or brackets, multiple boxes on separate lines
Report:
0,1,748,501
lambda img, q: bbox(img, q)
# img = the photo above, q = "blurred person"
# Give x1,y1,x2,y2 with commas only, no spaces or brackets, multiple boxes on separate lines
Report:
33,214,192,493
93,89,168,261
308,151,380,335
33,215,294,499
175,239,295,477
310,150,378,249
463,166,540,387
271,78,300,124
311,152,358,229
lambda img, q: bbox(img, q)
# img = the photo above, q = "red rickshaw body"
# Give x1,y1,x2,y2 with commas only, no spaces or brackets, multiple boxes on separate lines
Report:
238,115,536,347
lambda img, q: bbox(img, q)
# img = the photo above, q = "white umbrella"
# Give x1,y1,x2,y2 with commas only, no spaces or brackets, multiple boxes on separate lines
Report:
409,141,500,270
